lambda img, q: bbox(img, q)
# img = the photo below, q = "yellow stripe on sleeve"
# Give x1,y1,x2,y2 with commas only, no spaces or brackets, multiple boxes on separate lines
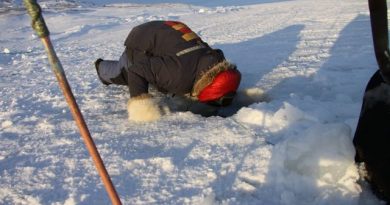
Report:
182,32,199,41
172,24,186,30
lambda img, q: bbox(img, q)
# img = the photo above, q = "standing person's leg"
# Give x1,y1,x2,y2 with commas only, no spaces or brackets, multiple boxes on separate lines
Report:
95,51,130,85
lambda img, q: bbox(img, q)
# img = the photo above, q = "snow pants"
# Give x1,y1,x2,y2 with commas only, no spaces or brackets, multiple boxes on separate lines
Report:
97,51,130,85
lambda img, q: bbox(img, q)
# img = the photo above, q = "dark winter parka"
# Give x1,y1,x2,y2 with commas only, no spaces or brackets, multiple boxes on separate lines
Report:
123,20,226,97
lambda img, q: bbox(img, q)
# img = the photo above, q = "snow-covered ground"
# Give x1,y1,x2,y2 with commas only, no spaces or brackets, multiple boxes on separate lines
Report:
0,0,386,204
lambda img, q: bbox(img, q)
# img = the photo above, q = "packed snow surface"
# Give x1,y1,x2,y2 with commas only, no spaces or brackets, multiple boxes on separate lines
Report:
0,0,386,204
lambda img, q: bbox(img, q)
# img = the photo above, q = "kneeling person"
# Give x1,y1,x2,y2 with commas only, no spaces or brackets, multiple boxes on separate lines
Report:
95,20,241,122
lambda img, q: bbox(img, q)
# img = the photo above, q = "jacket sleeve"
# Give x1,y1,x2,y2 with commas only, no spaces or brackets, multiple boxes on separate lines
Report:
127,41,184,96
125,38,160,97
127,67,149,97
127,54,170,97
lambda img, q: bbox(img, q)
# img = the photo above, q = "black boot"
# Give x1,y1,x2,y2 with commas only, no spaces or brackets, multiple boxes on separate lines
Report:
94,58,111,85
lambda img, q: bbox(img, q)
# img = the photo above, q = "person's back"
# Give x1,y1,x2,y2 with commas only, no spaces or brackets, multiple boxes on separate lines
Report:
124,21,205,57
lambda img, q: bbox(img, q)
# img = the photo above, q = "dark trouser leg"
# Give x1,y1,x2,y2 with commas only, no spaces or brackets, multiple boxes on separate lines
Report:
353,70,390,202
98,51,130,85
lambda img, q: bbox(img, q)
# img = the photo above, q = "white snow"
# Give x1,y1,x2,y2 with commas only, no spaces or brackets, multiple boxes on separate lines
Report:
0,0,386,204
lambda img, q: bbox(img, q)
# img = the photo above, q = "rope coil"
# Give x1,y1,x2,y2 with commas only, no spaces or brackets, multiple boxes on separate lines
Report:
23,0,49,37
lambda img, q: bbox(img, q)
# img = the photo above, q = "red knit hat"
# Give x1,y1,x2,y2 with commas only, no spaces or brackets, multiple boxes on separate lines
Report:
198,69,241,103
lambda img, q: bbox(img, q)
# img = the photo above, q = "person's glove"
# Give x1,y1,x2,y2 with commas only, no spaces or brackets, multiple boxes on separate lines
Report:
127,94,162,122
234,87,269,106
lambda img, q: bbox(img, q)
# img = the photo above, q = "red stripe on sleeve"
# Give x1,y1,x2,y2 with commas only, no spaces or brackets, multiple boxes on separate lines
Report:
164,21,179,26
179,27,192,34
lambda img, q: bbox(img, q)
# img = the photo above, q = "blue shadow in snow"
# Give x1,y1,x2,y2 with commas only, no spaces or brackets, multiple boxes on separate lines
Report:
216,24,304,89
315,14,376,100
268,14,376,102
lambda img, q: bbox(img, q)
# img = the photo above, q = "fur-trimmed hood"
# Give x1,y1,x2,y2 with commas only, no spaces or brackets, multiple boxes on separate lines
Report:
191,60,237,98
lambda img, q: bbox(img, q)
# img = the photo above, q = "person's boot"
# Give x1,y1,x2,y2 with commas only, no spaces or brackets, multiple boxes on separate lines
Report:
94,58,111,85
